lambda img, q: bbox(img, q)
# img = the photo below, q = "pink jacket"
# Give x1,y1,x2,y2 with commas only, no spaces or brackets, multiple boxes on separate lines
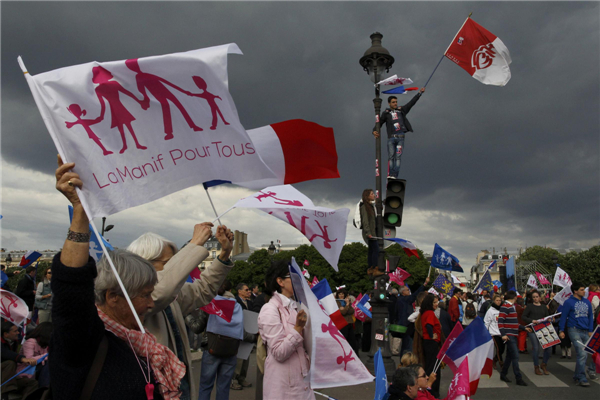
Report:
17,338,48,378
258,292,314,400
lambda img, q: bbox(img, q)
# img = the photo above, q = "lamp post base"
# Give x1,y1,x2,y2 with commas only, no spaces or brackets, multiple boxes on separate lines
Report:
365,284,397,379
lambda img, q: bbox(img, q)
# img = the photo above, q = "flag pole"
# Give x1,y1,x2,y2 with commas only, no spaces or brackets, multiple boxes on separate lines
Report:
204,187,223,226
18,58,146,334
424,13,472,88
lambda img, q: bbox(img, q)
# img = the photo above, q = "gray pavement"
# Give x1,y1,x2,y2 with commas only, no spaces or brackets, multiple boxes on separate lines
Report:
191,344,599,400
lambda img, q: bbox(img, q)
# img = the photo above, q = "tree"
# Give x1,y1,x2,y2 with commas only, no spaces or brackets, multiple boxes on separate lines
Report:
560,246,600,285
519,246,562,274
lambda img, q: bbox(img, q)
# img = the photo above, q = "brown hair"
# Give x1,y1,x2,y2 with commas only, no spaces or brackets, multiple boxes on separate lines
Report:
361,189,375,216
400,352,419,367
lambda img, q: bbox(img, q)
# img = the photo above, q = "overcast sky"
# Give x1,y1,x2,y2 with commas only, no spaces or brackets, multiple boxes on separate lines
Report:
1,1,599,273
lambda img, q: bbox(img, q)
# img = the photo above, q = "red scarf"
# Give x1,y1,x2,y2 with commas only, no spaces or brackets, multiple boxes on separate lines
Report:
97,308,185,399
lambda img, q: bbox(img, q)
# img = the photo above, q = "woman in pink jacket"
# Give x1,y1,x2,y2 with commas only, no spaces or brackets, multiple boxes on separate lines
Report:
17,322,52,379
258,260,314,400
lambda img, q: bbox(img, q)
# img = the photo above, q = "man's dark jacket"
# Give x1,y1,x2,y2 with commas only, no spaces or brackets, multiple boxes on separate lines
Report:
396,285,426,327
374,92,422,137
15,274,35,309
235,295,253,311
1,338,25,363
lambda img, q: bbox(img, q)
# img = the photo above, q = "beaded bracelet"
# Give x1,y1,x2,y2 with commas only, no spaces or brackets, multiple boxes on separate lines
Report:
67,229,91,243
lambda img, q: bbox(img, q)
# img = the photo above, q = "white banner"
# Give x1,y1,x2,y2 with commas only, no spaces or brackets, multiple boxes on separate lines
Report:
527,274,538,288
553,267,572,288
229,185,349,271
20,44,276,218
554,285,573,305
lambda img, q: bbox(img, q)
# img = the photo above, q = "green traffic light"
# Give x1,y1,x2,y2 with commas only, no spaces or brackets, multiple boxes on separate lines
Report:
379,293,385,300
387,214,399,224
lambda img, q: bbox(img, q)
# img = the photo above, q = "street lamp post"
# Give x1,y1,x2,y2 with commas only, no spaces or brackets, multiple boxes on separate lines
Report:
101,217,115,237
360,32,396,377
268,241,277,256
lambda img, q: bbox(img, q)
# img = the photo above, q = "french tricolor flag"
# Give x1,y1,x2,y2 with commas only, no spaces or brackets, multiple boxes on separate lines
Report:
385,238,420,259
19,251,42,268
444,318,494,395
311,278,347,330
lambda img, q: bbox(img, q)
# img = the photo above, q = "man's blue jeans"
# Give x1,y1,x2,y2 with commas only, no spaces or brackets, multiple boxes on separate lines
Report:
198,352,238,400
501,336,523,380
568,327,590,383
527,332,551,366
387,135,405,178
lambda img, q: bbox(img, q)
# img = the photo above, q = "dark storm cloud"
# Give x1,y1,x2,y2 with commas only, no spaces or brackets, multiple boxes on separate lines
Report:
2,2,598,258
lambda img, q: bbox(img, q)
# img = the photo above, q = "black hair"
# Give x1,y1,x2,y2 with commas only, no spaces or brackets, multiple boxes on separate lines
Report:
420,293,437,313
392,367,418,392
1,265,5,271
336,288,348,298
25,322,52,348
264,259,291,296
504,290,517,301
453,287,463,295
387,96,398,104
466,292,474,300
218,279,232,296
571,282,585,293
249,284,258,291
1,320,17,338
25,266,36,274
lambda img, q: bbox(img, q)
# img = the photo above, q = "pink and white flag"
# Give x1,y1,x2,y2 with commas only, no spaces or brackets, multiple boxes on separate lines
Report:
389,268,411,286
352,294,367,322
554,285,573,305
536,272,551,286
428,287,439,296
445,18,511,86
553,267,572,288
304,259,310,266
527,274,538,288
20,45,285,218
437,322,463,369
302,269,311,279
226,185,349,271
0,289,29,326
446,356,470,400
376,75,414,86
289,259,373,389
310,276,320,288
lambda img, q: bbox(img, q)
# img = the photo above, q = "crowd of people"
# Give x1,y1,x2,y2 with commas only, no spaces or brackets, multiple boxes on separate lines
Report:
1,157,599,400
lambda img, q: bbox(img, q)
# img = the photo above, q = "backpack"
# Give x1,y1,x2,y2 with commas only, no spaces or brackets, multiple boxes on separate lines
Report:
465,301,477,319
352,201,363,229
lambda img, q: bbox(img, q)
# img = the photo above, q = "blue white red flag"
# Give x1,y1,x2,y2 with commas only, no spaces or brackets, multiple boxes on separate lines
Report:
311,279,347,331
18,251,42,268
492,280,502,288
68,205,114,262
444,318,494,395
382,86,419,95
385,238,420,258
373,348,388,400
431,244,463,272
356,294,372,319
486,260,496,271
289,258,373,389
376,75,414,86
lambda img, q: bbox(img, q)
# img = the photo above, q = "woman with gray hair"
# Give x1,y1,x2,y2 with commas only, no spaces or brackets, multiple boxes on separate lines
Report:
50,157,186,399
127,222,234,400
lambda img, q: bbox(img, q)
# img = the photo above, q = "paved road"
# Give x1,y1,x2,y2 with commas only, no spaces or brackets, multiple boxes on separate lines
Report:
193,346,599,400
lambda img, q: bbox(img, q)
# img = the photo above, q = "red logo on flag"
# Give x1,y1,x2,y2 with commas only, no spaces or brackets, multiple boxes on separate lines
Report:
471,44,496,70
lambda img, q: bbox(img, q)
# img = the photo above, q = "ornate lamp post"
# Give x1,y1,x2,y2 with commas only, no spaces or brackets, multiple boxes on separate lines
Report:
268,241,277,256
359,32,396,376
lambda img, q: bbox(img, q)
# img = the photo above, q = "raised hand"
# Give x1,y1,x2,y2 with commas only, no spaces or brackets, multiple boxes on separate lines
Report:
216,225,234,261
55,155,82,206
189,222,214,247
295,309,308,333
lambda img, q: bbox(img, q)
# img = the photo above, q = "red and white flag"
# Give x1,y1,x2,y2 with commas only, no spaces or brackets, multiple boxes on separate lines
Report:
553,267,572,288
389,268,411,286
302,269,310,279
200,298,236,323
445,18,511,86
527,274,538,289
304,259,310,266
0,289,29,327
352,294,368,323
376,75,414,86
227,185,349,271
536,272,551,286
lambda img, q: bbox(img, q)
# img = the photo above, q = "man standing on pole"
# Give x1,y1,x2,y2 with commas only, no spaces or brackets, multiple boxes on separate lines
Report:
373,87,425,179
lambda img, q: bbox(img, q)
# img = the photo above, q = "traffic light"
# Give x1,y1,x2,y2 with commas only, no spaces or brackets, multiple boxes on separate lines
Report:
374,274,389,301
384,178,406,227
387,255,401,273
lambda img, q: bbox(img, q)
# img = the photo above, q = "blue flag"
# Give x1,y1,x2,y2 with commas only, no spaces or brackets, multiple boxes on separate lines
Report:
0,270,8,288
430,244,463,272
357,294,372,319
382,86,419,95
433,274,454,294
492,280,502,288
68,206,113,262
374,348,388,400
473,270,494,294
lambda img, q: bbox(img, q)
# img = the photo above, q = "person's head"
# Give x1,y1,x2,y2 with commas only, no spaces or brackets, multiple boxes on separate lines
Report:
249,284,259,295
400,352,419,367
1,265,5,271
67,104,86,118
125,58,141,73
391,367,419,399
95,249,158,330
515,297,524,307
589,283,599,293
387,96,399,110
44,268,52,284
400,286,411,297
571,282,586,299
415,292,428,307
26,266,36,277
127,232,178,272
420,293,438,313
237,283,250,299
530,289,542,304
504,290,517,303
453,288,463,297
481,289,489,297
390,288,399,296
484,293,491,300
25,322,52,348
192,76,208,90
407,364,428,390
466,292,474,301
1,321,20,343
336,289,348,300
92,66,113,84
492,294,503,307
265,259,293,298
218,280,232,296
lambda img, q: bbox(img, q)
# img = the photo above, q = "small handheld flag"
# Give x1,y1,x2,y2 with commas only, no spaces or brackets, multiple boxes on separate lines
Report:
431,244,463,272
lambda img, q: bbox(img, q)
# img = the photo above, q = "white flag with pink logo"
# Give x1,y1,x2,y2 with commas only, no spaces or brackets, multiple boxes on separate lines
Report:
554,285,573,305
289,259,374,389
0,289,30,327
527,274,538,288
536,272,551,286
226,185,349,271
553,267,572,288
20,44,278,218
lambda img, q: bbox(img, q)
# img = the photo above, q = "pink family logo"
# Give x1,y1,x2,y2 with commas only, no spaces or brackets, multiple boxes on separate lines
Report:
0,292,22,324
270,211,338,249
255,191,304,207
321,320,356,370
65,59,230,155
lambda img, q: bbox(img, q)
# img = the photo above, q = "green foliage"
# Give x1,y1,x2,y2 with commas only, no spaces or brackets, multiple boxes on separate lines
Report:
519,246,561,274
